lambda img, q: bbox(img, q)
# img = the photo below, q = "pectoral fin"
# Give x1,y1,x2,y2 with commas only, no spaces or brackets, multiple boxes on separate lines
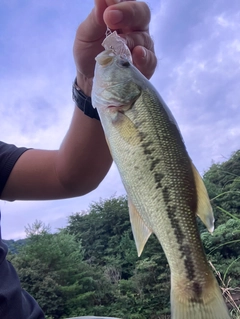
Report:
191,162,215,233
113,112,140,146
128,199,152,257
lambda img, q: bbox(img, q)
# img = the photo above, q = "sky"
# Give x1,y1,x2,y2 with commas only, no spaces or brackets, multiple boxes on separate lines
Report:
0,0,239,239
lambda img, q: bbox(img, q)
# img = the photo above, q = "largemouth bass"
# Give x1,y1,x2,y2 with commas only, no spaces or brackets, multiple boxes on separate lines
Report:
92,49,230,319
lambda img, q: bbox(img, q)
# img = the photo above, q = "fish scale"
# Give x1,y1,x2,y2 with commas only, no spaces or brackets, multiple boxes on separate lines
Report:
92,49,230,319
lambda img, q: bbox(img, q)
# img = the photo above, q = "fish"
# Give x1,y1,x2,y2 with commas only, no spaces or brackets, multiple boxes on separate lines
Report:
91,49,230,319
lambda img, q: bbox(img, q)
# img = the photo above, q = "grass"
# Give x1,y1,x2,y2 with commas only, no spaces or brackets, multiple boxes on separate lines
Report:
209,261,240,318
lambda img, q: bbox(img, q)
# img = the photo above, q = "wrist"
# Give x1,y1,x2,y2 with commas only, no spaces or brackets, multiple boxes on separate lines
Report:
76,73,93,97
72,78,100,121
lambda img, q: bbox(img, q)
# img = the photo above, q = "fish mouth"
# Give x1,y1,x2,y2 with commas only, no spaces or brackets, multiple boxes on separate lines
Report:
95,50,115,66
107,103,134,113
107,105,124,110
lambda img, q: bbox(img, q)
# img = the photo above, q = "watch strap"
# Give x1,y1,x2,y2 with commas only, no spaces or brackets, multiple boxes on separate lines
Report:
72,78,100,120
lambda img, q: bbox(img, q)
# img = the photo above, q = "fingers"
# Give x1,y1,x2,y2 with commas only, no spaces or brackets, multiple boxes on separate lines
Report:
75,5,105,43
77,1,140,42
94,0,134,27
103,1,150,31
74,0,156,92
73,3,107,81
105,0,134,6
132,46,157,79
103,1,156,78
120,31,154,52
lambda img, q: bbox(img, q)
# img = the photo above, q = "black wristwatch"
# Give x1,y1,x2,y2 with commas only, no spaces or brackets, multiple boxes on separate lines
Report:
72,78,100,120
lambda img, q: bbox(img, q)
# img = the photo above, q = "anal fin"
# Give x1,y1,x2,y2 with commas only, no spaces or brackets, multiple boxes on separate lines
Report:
128,199,152,257
191,162,215,233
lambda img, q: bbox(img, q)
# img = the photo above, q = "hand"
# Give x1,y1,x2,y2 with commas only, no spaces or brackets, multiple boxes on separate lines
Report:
73,0,157,96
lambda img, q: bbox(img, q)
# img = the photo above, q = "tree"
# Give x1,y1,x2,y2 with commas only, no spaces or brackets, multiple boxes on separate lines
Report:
10,221,119,318
202,219,240,288
67,196,171,317
67,196,139,278
203,150,240,227
11,222,86,318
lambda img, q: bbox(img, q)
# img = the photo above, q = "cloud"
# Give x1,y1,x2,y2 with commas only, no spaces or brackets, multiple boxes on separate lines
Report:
150,0,240,172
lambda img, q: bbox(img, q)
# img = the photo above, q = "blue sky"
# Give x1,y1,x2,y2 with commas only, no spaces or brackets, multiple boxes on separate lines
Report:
1,0,239,239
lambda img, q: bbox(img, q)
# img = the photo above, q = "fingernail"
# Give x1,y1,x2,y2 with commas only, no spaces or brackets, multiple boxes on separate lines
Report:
108,10,123,24
142,47,147,58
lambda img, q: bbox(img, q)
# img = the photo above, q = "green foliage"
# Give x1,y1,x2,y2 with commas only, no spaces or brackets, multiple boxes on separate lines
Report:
12,256,65,318
201,219,240,288
10,222,90,318
3,238,27,254
203,150,240,227
67,196,138,279
66,196,172,318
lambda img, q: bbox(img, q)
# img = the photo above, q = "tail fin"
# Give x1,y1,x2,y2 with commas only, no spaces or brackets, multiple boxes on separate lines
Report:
171,279,230,319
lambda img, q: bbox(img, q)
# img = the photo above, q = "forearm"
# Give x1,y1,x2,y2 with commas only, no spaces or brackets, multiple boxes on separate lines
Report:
1,106,112,201
56,105,112,195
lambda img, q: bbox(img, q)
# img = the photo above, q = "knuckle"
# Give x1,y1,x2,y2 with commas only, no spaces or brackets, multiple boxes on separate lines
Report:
133,2,151,23
122,32,154,52
143,32,154,51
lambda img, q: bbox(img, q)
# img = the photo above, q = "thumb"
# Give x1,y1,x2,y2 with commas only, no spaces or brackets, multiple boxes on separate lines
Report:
91,0,131,38
73,0,126,82
75,0,132,45
76,3,106,43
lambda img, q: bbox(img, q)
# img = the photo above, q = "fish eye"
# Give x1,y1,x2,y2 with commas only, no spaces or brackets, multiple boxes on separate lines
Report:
120,60,130,67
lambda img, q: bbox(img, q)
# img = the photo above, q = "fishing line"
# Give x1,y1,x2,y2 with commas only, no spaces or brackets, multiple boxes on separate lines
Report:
102,27,133,62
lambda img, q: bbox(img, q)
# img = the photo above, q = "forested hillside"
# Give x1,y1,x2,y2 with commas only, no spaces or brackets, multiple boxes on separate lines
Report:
7,151,240,319
3,238,27,254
